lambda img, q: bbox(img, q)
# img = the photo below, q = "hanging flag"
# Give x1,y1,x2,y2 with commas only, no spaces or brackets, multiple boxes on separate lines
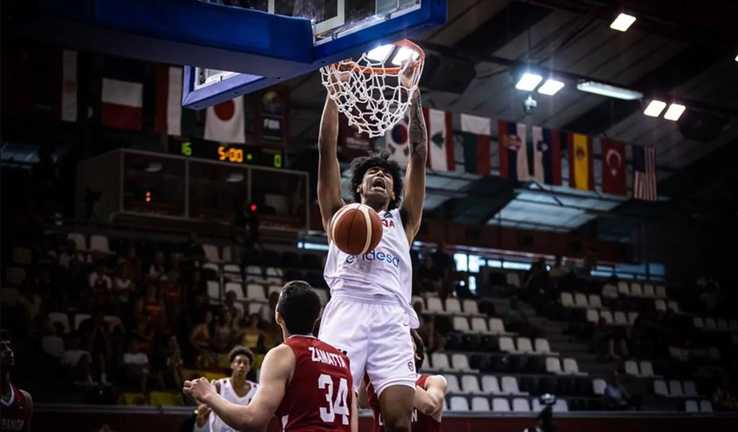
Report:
101,78,144,130
633,145,657,200
205,96,245,144
460,113,491,176
61,50,78,122
154,65,183,136
424,108,454,172
568,132,593,191
601,139,626,195
498,121,529,181
531,126,561,185
384,115,410,167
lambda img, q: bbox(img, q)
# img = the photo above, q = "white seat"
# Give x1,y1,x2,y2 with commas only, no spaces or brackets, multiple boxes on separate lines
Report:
470,317,488,333
491,398,510,412
488,318,506,335
501,376,524,395
421,356,432,371
683,381,698,397
265,267,283,277
560,292,574,308
654,380,669,396
534,338,551,354
602,284,618,299
639,361,654,377
685,400,699,413
67,233,87,251
411,296,424,309
600,310,613,325
506,273,520,288
246,284,266,302
431,353,450,371
643,284,655,298
48,312,71,334
553,399,569,413
444,375,461,393
453,316,471,333
74,313,91,330
471,396,490,412
267,285,282,297
574,293,589,308
655,285,667,298
449,396,469,412
628,312,639,325
667,301,680,313
545,357,562,374
562,358,582,375
516,337,533,354
614,311,628,326
314,288,328,305
462,299,479,315
461,375,482,394
445,298,462,314
705,318,717,330
592,378,607,395
207,281,221,301
248,303,262,315
246,265,262,275
202,244,221,263
223,264,241,275
531,398,543,412
89,235,112,254
451,354,472,372
654,299,667,312
625,360,639,376
699,400,713,413
104,315,123,331
617,281,630,296
586,309,599,323
482,376,501,394
221,245,233,263
225,282,244,301
512,398,530,412
427,297,444,313
668,380,684,397
202,262,219,274
498,337,515,353
630,283,643,297
588,294,602,308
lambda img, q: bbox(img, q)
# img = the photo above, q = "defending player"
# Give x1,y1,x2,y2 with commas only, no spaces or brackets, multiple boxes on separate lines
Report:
184,281,356,432
317,68,428,432
207,346,259,432
1,335,33,432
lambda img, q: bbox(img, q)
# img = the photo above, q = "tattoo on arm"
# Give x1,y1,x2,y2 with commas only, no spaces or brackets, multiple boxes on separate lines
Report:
408,92,427,159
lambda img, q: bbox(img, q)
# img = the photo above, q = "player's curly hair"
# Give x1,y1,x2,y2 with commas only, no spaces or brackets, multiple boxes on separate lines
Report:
350,153,404,210
228,345,255,365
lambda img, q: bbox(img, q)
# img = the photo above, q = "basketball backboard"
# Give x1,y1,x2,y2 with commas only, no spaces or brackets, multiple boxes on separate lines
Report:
183,0,446,109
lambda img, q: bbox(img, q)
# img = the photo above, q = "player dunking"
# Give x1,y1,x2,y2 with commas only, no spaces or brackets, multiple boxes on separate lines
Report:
1,335,33,432
205,346,259,432
365,331,448,432
185,281,356,432
317,79,428,432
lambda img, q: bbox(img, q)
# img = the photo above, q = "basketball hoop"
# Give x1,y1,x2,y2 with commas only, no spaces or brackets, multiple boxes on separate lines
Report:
320,39,425,138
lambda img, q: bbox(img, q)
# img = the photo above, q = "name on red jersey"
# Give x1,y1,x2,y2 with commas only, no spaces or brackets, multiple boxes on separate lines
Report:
309,346,347,368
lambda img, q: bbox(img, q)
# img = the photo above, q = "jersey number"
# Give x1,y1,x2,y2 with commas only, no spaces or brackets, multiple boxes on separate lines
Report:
318,374,350,425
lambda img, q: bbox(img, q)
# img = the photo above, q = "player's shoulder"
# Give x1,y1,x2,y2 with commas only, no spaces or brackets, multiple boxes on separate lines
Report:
18,388,33,406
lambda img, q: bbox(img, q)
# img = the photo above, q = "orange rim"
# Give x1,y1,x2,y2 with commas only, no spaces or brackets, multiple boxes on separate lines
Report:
333,39,425,75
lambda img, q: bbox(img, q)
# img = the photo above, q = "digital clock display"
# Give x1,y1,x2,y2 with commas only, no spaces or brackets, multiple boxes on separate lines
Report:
218,145,244,163
175,141,283,169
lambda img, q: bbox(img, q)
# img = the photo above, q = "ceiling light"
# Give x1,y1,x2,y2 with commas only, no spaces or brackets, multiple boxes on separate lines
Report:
537,78,565,95
663,103,686,121
576,80,643,100
515,72,543,91
610,13,636,32
366,44,394,62
391,46,420,65
643,100,667,117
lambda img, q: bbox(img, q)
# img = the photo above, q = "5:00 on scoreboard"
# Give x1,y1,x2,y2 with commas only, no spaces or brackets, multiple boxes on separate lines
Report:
174,141,283,169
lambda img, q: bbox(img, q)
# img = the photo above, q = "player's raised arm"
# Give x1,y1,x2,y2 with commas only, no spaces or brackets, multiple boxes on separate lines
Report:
400,89,428,243
317,96,345,233
184,345,295,432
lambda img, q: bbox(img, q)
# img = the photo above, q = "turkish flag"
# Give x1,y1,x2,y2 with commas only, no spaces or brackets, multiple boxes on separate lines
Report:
601,138,626,195
204,96,245,143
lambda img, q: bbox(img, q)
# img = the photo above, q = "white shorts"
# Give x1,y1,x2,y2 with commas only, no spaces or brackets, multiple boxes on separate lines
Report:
318,295,416,395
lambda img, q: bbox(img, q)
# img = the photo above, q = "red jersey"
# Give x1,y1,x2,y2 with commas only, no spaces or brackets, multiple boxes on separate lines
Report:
365,374,441,432
276,336,353,432
0,384,31,432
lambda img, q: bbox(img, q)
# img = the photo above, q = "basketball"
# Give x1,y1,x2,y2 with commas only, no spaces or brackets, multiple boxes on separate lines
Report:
329,203,383,255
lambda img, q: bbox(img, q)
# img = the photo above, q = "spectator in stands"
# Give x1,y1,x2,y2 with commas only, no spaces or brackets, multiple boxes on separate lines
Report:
522,257,550,304
122,338,150,396
41,321,66,360
224,290,244,326
416,254,439,294
82,312,112,385
60,332,94,385
211,310,235,354
235,313,264,354
259,291,279,326
603,369,635,410
113,262,135,311
549,255,567,279
190,313,212,369
89,264,113,310
418,315,445,353
712,384,738,411
431,243,455,299
148,251,167,280
164,335,184,390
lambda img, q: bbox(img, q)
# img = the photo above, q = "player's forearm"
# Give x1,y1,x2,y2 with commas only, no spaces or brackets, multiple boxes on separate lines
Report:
202,392,263,432
407,91,427,162
318,98,339,157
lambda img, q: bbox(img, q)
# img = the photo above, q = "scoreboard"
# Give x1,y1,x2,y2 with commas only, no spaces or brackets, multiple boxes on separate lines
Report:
173,141,283,169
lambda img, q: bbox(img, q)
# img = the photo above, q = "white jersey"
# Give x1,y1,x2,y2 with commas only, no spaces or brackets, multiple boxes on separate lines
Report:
208,378,258,432
324,208,416,322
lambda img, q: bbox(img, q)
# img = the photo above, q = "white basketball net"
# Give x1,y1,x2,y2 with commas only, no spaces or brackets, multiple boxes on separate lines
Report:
320,40,424,138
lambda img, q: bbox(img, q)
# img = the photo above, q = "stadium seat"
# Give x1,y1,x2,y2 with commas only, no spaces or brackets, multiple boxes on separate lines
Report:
512,398,530,412
655,285,667,298
431,353,451,371
421,356,432,371
699,400,713,413
491,398,510,412
614,311,628,326
248,303,262,315
560,292,575,308
602,284,618,299
461,375,482,394
630,283,643,297
592,379,607,395
481,375,501,394
717,318,728,331
600,310,613,325
445,298,462,314
617,281,629,296
534,338,551,354
225,282,244,301
314,288,329,305
685,400,699,413
265,267,283,277
207,281,221,302
462,299,479,315
625,360,639,376
586,309,599,324
668,380,684,397
501,376,525,395
654,299,667,312
453,316,471,333
223,264,241,276
506,273,520,288
74,313,91,330
730,320,738,331
449,396,469,412
246,284,266,302
202,263,220,274
426,297,444,313
246,265,262,275
553,399,569,413
451,354,472,372
683,381,698,397
643,284,655,298
667,301,680,313
89,235,112,254
562,358,582,375
639,361,655,377
574,293,589,308
498,337,515,353
221,246,233,263
654,380,669,396
48,312,71,334
67,233,87,251
628,312,639,325
704,318,717,330
488,318,506,335
545,357,562,374
411,296,424,308
202,244,221,263
531,398,543,412
104,315,123,332
516,337,533,354
588,294,602,308
471,397,490,412
470,317,488,334
267,285,281,297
